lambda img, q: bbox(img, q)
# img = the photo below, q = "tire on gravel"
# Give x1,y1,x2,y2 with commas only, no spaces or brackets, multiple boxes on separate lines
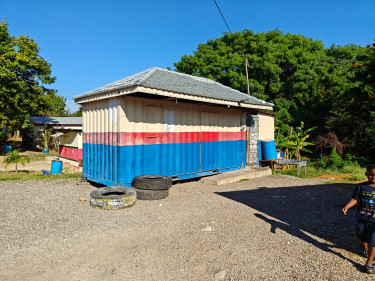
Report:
134,187,169,200
133,175,172,190
90,186,136,210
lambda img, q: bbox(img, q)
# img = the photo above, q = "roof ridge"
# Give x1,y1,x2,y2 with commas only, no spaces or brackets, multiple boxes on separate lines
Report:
134,67,158,84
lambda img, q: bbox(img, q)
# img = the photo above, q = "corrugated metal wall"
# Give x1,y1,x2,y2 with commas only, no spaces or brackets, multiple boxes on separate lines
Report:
83,96,246,186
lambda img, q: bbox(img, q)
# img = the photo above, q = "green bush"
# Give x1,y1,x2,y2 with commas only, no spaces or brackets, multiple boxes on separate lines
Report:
327,146,345,170
314,154,328,168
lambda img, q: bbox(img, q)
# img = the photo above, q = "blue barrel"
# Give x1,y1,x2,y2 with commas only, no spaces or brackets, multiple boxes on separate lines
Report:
43,148,49,153
51,160,63,174
261,140,277,160
4,145,12,154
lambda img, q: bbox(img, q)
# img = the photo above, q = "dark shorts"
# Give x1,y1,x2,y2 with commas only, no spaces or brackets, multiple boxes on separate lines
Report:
356,220,375,246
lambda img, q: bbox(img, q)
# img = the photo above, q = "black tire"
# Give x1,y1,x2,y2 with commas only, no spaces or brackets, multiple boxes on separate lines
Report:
90,186,136,210
133,175,172,190
134,187,169,200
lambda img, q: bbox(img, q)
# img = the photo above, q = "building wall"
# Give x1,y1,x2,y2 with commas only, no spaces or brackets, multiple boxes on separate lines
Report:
83,96,247,186
58,132,83,165
258,113,274,140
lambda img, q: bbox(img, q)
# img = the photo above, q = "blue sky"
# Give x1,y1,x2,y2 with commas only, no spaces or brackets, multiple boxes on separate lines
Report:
2,0,375,113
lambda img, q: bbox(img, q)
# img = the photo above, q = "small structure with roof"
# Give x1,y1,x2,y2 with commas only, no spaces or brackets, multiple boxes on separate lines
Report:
74,67,274,186
29,117,83,166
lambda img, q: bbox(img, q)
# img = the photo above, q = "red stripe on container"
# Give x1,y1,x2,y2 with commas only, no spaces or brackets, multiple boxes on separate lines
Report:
83,132,245,145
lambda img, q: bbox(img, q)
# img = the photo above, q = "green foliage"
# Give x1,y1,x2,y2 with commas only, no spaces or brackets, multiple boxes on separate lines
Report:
280,122,316,160
280,162,366,182
0,20,67,132
327,42,375,159
275,123,290,150
0,131,7,144
326,146,344,170
3,149,30,172
173,29,373,159
68,106,82,117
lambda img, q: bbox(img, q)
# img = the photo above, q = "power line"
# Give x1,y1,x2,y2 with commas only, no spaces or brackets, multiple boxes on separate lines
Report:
213,0,232,34
213,0,251,95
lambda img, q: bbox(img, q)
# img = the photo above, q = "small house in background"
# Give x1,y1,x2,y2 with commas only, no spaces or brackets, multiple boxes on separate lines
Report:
74,67,274,186
29,117,83,167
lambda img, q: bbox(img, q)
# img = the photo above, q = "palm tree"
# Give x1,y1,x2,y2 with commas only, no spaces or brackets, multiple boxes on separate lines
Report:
3,150,30,172
282,122,316,160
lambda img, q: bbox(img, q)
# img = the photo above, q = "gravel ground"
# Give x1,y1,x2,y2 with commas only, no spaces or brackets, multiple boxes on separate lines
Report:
0,175,370,280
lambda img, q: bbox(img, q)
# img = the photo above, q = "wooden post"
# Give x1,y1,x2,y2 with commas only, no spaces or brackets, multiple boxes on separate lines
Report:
244,54,250,95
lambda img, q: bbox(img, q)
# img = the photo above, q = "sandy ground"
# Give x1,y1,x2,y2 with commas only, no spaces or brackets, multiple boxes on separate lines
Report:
0,175,371,280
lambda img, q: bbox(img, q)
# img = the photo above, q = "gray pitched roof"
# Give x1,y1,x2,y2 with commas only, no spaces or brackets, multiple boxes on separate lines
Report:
29,117,82,125
74,67,273,107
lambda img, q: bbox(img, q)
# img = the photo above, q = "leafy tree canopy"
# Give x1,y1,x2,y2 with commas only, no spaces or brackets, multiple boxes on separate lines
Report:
0,20,67,132
173,29,372,159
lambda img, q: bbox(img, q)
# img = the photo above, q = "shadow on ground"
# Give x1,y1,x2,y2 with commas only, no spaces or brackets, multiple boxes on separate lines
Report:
216,182,363,269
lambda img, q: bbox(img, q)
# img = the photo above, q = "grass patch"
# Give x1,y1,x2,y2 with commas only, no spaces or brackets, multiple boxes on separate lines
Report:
25,150,59,162
278,164,367,183
239,178,249,182
0,171,82,181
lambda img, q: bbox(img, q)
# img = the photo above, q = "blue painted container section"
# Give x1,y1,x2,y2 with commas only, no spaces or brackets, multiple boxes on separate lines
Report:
261,139,277,160
83,140,246,186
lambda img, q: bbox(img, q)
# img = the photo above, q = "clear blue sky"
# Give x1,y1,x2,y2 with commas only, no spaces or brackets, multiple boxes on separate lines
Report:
2,0,375,112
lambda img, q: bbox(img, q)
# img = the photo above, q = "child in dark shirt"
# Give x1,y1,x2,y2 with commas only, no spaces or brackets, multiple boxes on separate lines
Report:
342,164,375,274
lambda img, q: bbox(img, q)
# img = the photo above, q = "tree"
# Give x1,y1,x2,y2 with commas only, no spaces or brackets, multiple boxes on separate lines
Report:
174,29,333,128
3,149,30,172
327,42,375,159
0,20,67,132
68,106,82,117
173,29,367,158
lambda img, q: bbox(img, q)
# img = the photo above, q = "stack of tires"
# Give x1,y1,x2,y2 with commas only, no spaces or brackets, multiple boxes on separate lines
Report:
133,175,172,200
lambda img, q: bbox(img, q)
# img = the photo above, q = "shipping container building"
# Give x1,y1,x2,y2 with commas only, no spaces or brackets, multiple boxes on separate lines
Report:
74,67,274,186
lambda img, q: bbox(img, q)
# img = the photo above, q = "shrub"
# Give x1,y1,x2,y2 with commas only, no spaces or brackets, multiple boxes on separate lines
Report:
327,146,345,170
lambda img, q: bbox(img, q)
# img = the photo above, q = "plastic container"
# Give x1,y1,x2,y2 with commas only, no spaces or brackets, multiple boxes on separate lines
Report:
51,160,63,174
43,148,49,153
261,140,277,160
4,145,12,154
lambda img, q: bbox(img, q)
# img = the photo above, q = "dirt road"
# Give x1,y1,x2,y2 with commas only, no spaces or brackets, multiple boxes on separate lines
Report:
0,175,368,280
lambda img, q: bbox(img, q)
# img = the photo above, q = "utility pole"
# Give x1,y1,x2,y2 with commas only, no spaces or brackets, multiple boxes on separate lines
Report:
244,53,250,95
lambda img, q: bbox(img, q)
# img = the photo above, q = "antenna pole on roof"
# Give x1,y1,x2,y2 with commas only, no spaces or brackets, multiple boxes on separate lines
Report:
244,54,250,95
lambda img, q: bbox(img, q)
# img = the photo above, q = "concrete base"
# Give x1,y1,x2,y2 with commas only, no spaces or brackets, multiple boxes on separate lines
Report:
199,167,272,185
